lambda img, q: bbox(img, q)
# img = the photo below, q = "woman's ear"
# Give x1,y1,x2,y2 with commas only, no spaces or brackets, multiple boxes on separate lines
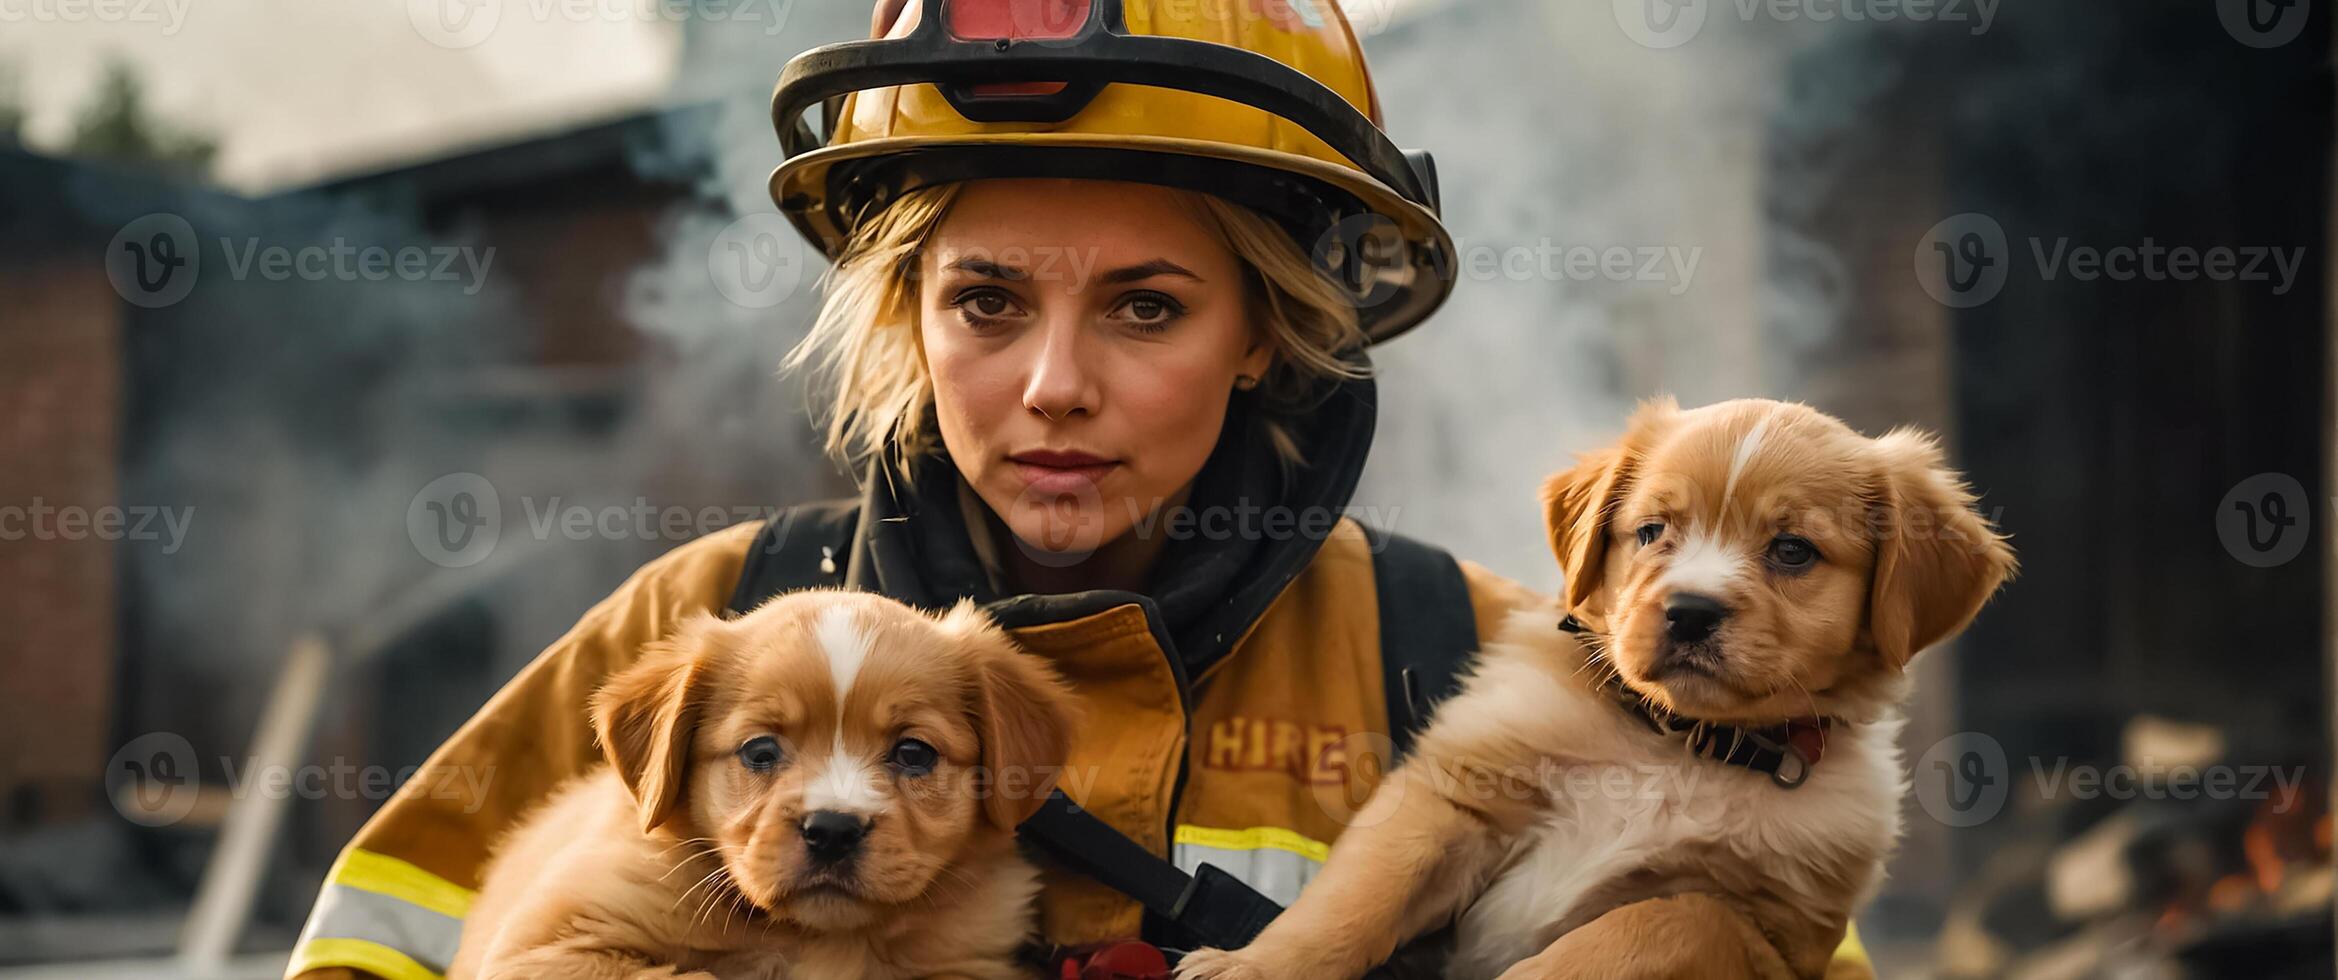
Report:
1236,340,1275,390
1865,429,2018,669
942,600,1078,831
591,614,722,834
1543,398,1675,612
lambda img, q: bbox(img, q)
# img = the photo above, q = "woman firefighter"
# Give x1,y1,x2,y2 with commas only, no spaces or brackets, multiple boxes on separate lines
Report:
290,0,1864,976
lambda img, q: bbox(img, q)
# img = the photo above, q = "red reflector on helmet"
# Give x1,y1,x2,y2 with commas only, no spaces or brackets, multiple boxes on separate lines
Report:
948,0,1092,41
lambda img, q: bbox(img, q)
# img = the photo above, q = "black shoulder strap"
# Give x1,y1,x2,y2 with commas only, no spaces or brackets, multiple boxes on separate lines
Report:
1021,791,1283,952
726,500,859,615
1360,525,1481,761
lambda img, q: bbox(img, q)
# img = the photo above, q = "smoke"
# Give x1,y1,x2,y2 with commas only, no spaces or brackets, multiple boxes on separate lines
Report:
1353,0,1843,587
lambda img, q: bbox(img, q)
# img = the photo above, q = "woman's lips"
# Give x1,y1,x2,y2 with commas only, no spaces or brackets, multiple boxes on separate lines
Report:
1009,451,1119,495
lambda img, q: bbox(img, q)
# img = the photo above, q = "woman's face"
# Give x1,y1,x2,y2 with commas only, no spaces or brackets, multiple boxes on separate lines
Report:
919,179,1272,561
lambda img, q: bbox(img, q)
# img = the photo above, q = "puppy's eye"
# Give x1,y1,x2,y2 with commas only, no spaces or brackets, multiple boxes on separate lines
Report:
1635,523,1664,547
1768,535,1818,569
736,736,785,773
888,739,938,775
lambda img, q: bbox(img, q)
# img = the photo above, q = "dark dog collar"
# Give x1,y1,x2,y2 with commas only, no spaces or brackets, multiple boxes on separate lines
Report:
1559,614,1831,789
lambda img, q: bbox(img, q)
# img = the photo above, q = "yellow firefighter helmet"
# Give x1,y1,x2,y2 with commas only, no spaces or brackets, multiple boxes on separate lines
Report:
769,0,1455,343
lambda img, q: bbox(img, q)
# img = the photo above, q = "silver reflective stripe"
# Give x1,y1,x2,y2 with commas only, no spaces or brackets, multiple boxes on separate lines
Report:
295,883,465,974
1171,840,1323,907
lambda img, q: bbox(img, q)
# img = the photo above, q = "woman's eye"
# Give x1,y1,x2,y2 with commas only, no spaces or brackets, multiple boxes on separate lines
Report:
1635,523,1664,547
952,288,1021,324
1111,291,1184,330
1769,535,1818,569
888,738,939,775
736,736,785,773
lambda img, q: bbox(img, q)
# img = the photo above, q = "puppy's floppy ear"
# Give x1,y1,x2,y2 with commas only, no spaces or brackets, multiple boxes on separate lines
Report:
1543,398,1677,612
591,613,723,834
1865,429,2018,669
940,600,1078,831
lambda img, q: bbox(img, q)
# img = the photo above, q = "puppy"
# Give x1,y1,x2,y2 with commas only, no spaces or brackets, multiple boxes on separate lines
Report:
450,590,1077,980
1179,399,2015,980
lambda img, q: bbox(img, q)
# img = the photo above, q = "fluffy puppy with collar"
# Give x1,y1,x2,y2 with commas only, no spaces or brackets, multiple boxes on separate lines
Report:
450,590,1077,980
1179,398,2014,980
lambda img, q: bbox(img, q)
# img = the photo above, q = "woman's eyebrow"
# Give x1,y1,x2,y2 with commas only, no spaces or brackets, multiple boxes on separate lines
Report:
1097,258,1203,285
943,257,1027,281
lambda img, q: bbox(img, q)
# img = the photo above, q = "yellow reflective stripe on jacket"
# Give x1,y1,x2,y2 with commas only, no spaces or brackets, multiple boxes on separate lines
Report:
1173,824,1331,863
286,848,474,979
329,848,474,919
285,938,441,980
1171,824,1332,907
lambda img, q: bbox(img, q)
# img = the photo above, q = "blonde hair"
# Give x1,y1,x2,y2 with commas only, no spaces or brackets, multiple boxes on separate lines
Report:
783,181,1369,480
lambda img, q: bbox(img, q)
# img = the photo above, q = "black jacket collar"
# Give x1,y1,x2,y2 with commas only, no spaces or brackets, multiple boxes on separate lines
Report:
842,368,1379,678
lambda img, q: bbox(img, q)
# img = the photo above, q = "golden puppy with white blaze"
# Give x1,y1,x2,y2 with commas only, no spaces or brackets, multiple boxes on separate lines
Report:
1179,398,2015,980
450,590,1077,980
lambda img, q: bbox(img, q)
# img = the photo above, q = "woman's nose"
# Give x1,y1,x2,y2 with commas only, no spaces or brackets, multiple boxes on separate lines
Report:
1022,318,1101,421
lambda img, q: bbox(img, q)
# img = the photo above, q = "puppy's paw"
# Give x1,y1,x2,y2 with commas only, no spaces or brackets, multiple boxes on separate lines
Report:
1174,948,1270,980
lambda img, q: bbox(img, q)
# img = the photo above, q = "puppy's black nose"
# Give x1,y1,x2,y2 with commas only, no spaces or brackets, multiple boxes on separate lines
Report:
1664,593,1729,643
800,810,867,862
